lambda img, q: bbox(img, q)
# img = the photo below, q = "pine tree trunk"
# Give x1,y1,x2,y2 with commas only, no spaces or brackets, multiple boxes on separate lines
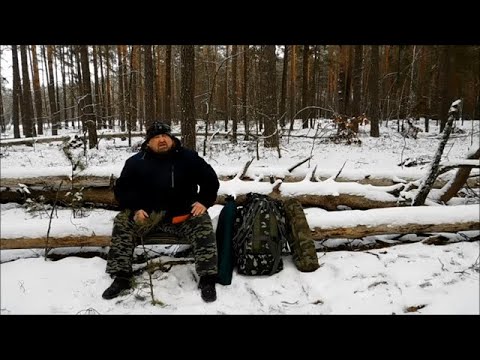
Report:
180,45,196,150
31,45,44,135
242,45,249,134
92,46,104,129
79,45,98,149
369,45,380,137
165,45,172,125
117,45,126,131
59,46,69,129
47,45,59,135
352,45,363,116
20,45,35,137
144,45,155,128
262,46,279,149
301,45,309,128
289,45,296,129
231,45,238,142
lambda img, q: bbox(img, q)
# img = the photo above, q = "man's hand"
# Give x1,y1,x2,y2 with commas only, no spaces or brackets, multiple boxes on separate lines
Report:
133,209,149,224
191,202,207,216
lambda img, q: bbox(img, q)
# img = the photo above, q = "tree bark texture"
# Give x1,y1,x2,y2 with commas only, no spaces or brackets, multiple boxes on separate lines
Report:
413,101,459,205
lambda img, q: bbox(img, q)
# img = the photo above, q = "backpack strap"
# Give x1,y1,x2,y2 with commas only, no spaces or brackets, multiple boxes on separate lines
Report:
232,196,261,250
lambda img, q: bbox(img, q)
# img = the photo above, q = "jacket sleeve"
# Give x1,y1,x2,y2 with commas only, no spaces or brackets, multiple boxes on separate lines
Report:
114,157,141,211
194,153,220,209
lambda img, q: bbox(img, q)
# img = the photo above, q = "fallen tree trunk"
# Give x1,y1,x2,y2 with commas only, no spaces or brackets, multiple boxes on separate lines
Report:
1,180,406,210
439,147,480,203
413,101,458,206
2,167,477,189
3,220,477,250
311,221,479,240
1,235,112,249
2,205,478,249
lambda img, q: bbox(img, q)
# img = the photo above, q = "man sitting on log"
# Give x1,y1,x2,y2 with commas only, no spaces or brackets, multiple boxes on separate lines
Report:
102,121,220,303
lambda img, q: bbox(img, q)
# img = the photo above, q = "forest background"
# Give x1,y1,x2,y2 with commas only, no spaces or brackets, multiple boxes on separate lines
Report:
1,45,478,149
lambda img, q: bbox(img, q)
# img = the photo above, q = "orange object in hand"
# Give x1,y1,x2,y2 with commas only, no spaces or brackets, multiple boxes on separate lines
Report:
172,214,191,224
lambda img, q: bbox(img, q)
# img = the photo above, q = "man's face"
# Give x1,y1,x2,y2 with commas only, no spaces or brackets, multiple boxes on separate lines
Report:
147,134,174,153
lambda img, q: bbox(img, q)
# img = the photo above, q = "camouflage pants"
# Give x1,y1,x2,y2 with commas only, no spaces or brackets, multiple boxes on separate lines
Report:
106,210,218,277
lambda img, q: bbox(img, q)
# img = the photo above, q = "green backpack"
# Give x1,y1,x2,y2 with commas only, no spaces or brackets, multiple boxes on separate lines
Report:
232,193,289,276
283,198,320,272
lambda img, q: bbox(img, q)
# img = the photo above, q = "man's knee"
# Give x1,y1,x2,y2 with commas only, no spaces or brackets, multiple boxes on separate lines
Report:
186,213,213,231
114,210,132,224
113,210,134,231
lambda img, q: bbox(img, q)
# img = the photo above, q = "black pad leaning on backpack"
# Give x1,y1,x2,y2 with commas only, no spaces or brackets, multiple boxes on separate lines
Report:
232,193,289,276
283,198,320,272
215,195,236,285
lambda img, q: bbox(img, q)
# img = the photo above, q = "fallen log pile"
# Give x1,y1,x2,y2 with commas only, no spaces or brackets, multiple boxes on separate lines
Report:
1,155,477,210
0,178,407,210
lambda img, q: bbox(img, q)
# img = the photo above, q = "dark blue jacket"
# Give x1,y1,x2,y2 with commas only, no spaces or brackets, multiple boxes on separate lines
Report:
114,137,219,219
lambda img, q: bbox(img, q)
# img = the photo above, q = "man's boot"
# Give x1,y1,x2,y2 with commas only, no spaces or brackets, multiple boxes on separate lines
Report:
198,274,217,303
102,275,132,300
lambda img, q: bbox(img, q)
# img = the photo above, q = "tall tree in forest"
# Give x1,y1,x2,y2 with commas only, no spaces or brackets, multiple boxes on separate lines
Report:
165,45,172,125
79,45,98,149
144,45,155,128
46,45,59,135
223,45,229,131
231,45,238,142
74,46,84,129
0,47,5,133
97,46,105,125
301,45,309,128
155,46,163,121
368,45,380,137
20,45,35,137
260,45,279,149
137,48,145,129
477,46,480,120
128,45,140,133
59,46,69,128
279,45,288,128
180,45,196,150
31,45,43,135
117,45,126,131
53,47,62,125
344,46,353,116
289,45,296,129
352,45,363,117
92,46,103,128
242,45,249,136
437,45,456,132
105,45,114,129
415,46,429,132
0,81,3,133
68,46,77,127
12,45,21,138
337,45,347,116
311,45,320,123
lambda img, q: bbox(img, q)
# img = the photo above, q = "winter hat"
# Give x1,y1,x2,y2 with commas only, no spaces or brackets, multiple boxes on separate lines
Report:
145,121,173,142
